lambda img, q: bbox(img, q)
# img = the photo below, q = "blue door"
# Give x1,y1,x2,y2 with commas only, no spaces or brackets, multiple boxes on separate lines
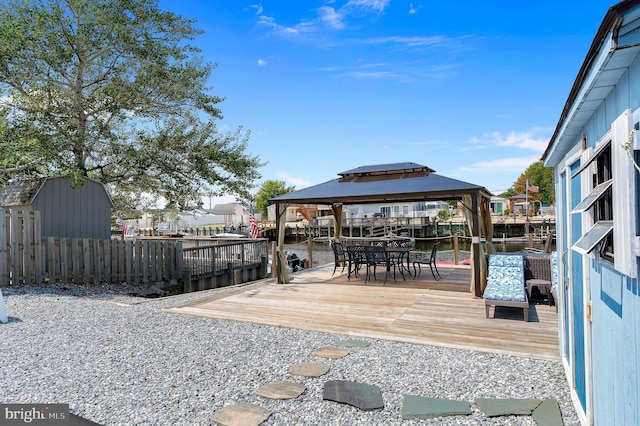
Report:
570,161,587,412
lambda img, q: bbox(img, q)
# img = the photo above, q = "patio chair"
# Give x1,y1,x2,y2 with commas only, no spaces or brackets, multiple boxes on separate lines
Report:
345,245,367,280
551,251,558,312
412,241,441,280
483,253,529,322
364,245,393,285
524,254,553,306
330,240,346,276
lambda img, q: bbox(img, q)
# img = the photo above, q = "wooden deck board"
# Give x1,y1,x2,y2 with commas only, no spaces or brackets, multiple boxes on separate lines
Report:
167,264,560,360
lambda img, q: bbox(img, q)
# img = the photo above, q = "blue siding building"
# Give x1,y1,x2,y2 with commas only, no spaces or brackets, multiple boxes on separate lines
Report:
543,1,640,424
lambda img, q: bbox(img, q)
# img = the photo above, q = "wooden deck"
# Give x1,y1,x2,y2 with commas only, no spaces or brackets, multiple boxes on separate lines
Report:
167,264,560,360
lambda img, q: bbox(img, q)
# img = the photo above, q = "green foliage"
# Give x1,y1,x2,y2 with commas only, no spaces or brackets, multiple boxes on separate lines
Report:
435,209,450,221
500,161,554,205
499,188,516,199
254,180,295,216
0,0,263,210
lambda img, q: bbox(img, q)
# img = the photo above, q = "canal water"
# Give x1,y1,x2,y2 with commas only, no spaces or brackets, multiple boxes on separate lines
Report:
283,238,551,269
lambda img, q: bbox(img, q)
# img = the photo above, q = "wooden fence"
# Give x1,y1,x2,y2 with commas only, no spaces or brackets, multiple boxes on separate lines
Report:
1,209,182,286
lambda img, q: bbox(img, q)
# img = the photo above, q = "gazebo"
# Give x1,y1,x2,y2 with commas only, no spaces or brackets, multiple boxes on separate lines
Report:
269,163,494,296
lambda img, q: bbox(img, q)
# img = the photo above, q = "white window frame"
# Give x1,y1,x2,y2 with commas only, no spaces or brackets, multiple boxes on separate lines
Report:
570,109,637,278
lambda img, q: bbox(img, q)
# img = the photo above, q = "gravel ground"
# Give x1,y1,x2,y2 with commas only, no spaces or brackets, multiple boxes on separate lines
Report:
0,283,579,425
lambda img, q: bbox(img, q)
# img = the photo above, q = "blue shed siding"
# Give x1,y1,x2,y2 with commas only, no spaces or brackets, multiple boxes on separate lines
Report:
544,3,640,424
550,41,640,426
591,264,639,426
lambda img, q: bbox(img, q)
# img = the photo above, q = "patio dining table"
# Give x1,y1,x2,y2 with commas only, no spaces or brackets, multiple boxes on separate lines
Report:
384,246,413,280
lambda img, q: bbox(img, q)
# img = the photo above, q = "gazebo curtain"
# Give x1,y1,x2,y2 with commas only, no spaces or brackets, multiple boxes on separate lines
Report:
462,194,489,295
276,204,290,284
330,204,343,241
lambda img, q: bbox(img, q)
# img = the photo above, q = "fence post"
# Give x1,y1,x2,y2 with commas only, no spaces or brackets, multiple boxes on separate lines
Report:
453,233,459,265
226,261,234,285
182,269,192,293
260,255,268,279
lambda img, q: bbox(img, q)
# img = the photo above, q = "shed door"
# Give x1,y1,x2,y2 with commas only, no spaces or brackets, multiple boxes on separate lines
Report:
569,159,588,413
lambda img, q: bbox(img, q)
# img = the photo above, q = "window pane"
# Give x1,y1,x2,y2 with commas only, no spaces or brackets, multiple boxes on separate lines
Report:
573,179,612,213
571,139,611,178
573,221,613,255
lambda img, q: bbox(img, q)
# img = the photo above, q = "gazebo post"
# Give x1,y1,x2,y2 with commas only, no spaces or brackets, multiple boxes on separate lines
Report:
275,203,290,284
331,203,343,241
275,203,281,283
471,193,482,297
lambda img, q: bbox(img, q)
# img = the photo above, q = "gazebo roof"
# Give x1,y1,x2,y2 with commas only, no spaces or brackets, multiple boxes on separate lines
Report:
270,162,492,205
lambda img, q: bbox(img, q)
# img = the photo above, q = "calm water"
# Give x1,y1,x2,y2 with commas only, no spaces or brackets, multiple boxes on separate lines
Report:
283,238,551,268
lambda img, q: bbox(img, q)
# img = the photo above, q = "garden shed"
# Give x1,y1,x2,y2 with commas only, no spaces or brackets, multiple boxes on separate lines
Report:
0,176,113,239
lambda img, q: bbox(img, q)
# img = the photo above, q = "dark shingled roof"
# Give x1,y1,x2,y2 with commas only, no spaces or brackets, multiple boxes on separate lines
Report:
270,163,491,205
0,178,46,207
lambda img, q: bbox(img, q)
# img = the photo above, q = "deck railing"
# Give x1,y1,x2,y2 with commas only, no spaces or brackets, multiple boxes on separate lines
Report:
181,239,269,279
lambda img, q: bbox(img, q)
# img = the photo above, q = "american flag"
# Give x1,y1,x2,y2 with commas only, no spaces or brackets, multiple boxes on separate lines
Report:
116,216,130,236
526,181,539,193
249,204,260,238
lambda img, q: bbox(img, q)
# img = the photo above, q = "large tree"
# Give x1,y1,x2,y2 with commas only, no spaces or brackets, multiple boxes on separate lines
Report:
500,161,554,206
254,180,295,216
0,0,263,209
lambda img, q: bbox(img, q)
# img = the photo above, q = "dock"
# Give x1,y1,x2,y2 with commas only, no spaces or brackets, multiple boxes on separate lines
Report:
167,263,560,360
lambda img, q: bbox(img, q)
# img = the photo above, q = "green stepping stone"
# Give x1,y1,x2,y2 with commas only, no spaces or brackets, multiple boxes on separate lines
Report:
288,362,330,377
256,380,306,399
402,395,472,420
323,380,384,411
211,403,271,426
476,398,542,417
312,346,349,359
532,399,564,426
334,339,370,348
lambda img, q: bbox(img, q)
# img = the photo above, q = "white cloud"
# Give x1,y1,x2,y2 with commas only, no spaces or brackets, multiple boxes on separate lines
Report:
256,0,390,38
258,15,316,36
277,171,314,188
457,156,540,174
250,4,263,15
485,130,549,152
257,58,268,66
318,6,345,29
345,0,390,13
409,3,422,14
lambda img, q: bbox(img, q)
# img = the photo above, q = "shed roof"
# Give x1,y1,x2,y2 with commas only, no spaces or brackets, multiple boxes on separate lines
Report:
270,162,491,205
543,0,640,165
0,176,114,208
211,203,241,215
0,179,44,206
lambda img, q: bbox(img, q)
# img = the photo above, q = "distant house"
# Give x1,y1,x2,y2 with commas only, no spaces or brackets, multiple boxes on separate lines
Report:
489,196,508,215
542,1,640,424
0,176,113,239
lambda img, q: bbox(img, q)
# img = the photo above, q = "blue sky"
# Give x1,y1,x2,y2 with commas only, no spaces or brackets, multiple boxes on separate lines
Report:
160,0,615,201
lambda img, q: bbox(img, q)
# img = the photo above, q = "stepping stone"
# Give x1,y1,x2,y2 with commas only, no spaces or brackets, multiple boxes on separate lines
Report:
334,339,370,348
312,346,349,359
532,398,564,426
476,398,542,417
256,380,306,400
211,403,271,426
402,395,472,420
323,380,384,411
288,362,330,377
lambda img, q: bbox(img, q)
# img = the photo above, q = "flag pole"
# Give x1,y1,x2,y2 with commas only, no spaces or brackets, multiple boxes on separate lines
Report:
525,179,529,235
